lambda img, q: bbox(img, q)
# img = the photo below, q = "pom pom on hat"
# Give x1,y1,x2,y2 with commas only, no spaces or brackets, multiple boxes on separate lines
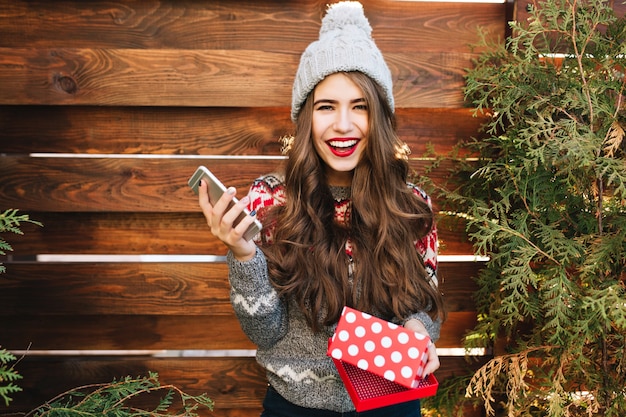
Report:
320,1,372,38
291,1,394,122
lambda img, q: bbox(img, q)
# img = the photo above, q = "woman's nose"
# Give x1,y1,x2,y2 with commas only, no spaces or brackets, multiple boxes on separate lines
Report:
333,109,352,133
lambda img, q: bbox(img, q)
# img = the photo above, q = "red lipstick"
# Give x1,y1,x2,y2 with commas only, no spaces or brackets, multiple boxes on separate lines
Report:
326,137,360,157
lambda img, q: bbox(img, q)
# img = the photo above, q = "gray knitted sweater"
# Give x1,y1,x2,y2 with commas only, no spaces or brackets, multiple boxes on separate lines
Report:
226,175,441,412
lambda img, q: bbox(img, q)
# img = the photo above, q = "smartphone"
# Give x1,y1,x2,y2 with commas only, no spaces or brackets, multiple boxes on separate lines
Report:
188,165,262,241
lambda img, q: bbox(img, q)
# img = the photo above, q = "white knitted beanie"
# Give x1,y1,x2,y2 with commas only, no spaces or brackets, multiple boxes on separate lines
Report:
291,1,394,122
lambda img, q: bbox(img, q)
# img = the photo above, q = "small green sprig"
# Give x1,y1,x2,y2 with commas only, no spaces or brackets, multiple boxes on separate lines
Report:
26,372,214,417
0,209,42,274
0,348,23,407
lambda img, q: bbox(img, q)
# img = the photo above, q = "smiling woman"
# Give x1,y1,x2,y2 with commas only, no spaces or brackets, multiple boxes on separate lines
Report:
195,2,444,416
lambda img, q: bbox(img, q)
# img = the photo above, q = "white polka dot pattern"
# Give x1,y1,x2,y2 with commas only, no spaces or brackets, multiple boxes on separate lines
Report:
328,306,431,389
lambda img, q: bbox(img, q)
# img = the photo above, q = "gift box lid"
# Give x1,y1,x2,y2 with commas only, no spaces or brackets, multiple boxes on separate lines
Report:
328,306,431,389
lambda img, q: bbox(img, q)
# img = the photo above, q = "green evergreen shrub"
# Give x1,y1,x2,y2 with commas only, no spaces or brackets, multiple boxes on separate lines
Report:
0,209,41,406
425,0,626,415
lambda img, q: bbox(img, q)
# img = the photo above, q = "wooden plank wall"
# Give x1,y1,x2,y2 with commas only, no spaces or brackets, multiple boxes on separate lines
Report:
0,1,507,416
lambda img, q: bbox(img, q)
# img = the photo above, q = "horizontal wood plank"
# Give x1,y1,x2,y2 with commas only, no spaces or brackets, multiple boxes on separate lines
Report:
0,262,481,316
0,262,235,316
0,47,296,107
0,106,487,156
0,157,277,212
6,355,488,415
0,1,504,53
0,47,472,107
6,212,475,256
0,157,468,212
7,356,267,414
1,311,477,351
1,314,256,351
439,263,481,312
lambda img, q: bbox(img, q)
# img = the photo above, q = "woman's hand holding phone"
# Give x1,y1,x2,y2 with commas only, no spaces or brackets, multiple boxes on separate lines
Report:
198,180,257,262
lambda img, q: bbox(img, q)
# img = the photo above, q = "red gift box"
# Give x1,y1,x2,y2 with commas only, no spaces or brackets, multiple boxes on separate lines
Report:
333,360,439,412
328,306,438,411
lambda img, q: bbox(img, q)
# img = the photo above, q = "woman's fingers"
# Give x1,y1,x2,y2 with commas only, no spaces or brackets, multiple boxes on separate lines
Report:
197,180,257,260
422,343,440,376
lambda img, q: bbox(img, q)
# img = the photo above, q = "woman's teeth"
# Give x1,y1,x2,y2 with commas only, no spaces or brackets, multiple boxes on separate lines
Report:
328,140,357,149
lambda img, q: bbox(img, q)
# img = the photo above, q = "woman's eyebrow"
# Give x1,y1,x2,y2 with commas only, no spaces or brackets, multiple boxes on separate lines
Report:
313,98,338,106
313,98,366,105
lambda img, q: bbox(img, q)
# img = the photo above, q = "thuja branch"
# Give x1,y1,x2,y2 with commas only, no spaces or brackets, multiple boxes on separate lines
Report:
442,211,561,267
570,0,599,127
24,373,213,417
466,346,559,416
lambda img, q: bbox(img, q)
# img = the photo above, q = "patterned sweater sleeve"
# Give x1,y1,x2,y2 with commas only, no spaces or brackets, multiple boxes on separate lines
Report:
226,176,288,349
403,185,442,342
227,248,287,349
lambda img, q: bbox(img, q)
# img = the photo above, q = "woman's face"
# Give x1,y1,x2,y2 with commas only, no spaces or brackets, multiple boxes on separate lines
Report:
311,73,369,186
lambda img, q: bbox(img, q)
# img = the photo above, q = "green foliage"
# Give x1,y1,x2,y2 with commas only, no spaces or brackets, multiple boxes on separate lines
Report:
0,348,23,407
26,372,213,417
0,209,40,405
428,0,626,415
0,209,42,274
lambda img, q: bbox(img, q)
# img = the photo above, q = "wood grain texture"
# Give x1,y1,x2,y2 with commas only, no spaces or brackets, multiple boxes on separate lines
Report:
0,262,235,316
5,212,474,256
1,314,257,351
8,356,268,413
0,0,504,108
0,157,276,212
0,106,487,156
1,312,478,351
0,1,504,53
0,47,472,107
0,157,469,212
0,262,481,316
6,355,488,415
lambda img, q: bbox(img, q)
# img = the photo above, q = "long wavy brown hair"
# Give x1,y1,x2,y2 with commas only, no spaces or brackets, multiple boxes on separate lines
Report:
260,71,445,332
